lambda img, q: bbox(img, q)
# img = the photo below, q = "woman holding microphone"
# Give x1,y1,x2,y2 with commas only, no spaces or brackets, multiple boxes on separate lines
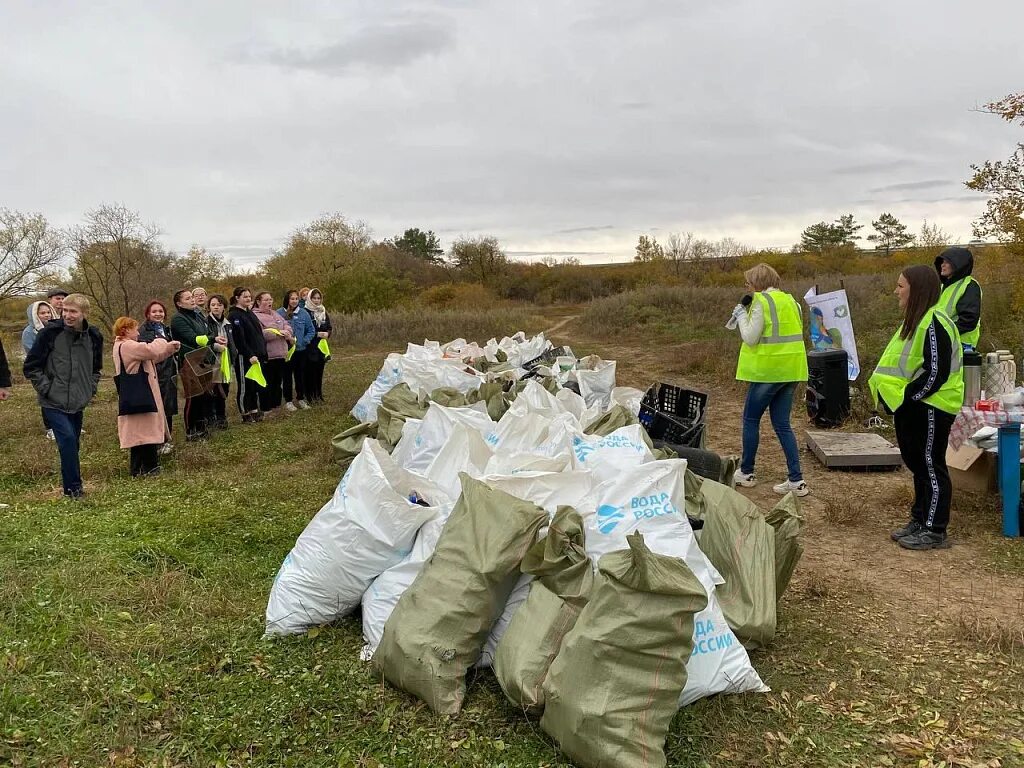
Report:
729,263,810,496
870,264,963,550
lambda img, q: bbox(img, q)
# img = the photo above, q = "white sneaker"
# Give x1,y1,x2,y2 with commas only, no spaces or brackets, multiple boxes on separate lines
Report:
733,470,756,487
158,443,174,456
773,479,810,497
45,429,55,441
284,402,298,413
297,399,311,410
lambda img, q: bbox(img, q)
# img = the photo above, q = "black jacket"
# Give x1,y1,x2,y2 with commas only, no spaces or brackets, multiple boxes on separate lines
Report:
139,320,177,381
0,336,11,389
307,308,333,362
207,313,237,358
904,317,955,406
227,306,267,362
23,319,103,413
935,247,981,336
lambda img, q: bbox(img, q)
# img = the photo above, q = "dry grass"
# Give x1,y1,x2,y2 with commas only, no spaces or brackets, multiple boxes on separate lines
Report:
331,305,546,349
955,613,1024,653
820,493,861,527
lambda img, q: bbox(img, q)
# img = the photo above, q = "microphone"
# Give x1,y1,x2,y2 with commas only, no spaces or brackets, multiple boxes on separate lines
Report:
726,295,754,330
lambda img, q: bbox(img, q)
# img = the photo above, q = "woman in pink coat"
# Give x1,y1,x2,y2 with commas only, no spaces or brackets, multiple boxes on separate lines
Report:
252,291,294,418
112,316,180,477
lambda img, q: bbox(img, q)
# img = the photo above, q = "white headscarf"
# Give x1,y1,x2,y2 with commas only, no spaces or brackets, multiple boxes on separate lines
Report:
306,287,327,326
29,301,55,331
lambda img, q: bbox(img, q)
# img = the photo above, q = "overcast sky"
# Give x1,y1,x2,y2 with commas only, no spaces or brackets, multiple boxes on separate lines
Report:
2,0,1022,267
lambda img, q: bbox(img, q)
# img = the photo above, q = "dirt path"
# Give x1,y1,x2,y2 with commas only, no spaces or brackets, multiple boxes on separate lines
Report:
544,314,579,337
547,316,1024,638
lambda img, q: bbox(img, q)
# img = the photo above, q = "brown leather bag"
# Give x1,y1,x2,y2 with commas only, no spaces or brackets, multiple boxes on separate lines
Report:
180,347,217,399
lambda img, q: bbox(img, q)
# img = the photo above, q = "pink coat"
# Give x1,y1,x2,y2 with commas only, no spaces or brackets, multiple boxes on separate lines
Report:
254,307,293,360
113,337,176,449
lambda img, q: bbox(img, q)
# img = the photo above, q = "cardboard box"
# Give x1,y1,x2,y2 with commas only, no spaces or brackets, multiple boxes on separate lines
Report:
946,444,997,495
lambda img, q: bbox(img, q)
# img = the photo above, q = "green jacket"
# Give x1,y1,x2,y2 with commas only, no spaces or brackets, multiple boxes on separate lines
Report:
171,308,212,362
22,319,103,413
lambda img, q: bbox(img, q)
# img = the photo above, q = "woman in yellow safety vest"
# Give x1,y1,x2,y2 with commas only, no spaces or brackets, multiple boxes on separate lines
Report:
730,263,810,497
869,264,964,551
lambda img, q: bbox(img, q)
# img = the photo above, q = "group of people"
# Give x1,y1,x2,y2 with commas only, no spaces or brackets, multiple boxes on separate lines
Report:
730,246,980,552
9,286,332,497
0,246,987,550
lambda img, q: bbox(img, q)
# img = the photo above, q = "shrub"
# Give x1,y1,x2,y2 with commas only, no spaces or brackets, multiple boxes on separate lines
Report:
324,262,412,313
419,282,499,309
329,306,545,349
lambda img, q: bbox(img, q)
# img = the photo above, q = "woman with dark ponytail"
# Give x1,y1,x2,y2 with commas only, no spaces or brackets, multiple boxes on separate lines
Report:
227,287,267,424
869,264,964,550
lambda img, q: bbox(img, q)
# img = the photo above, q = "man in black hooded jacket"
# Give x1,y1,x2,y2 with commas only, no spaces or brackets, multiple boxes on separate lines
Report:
934,246,982,349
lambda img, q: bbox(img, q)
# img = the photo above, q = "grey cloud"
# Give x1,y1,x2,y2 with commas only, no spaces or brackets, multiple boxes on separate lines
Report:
255,20,455,75
869,179,954,193
554,225,617,234
832,160,919,176
1,1,1019,264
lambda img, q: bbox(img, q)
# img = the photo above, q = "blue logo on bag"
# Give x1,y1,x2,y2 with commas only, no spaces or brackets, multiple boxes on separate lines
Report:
573,436,595,462
597,504,626,534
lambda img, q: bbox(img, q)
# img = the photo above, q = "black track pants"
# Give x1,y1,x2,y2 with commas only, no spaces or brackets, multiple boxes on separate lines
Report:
894,399,955,533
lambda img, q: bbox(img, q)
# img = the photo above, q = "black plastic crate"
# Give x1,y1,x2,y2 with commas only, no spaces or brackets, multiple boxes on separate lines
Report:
639,383,708,427
522,346,572,370
643,410,705,448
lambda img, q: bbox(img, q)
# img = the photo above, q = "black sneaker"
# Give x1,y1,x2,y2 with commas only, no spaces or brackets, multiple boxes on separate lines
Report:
898,529,950,550
890,520,923,542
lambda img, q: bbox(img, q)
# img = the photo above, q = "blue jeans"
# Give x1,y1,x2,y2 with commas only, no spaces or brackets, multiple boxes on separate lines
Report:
740,382,803,482
43,408,84,496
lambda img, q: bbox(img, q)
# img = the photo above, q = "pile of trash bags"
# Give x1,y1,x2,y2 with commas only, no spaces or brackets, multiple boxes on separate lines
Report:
265,332,803,768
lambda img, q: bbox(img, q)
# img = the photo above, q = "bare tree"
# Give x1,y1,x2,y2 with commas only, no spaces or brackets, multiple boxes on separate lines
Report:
712,237,748,260
917,219,951,262
664,232,695,275
0,209,66,301
68,204,167,329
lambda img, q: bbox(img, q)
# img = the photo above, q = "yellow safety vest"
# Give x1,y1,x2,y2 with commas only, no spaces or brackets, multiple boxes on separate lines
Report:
736,290,809,383
869,308,964,415
938,276,981,347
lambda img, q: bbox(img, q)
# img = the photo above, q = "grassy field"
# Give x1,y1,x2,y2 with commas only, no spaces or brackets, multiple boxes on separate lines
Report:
3,310,1024,767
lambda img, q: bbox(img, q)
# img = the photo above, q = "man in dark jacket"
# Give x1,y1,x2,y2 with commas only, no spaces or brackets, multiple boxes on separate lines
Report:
935,247,982,349
0,335,12,400
23,293,103,498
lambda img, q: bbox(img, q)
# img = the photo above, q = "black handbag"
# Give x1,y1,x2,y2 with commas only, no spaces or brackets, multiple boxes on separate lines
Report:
114,345,159,416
